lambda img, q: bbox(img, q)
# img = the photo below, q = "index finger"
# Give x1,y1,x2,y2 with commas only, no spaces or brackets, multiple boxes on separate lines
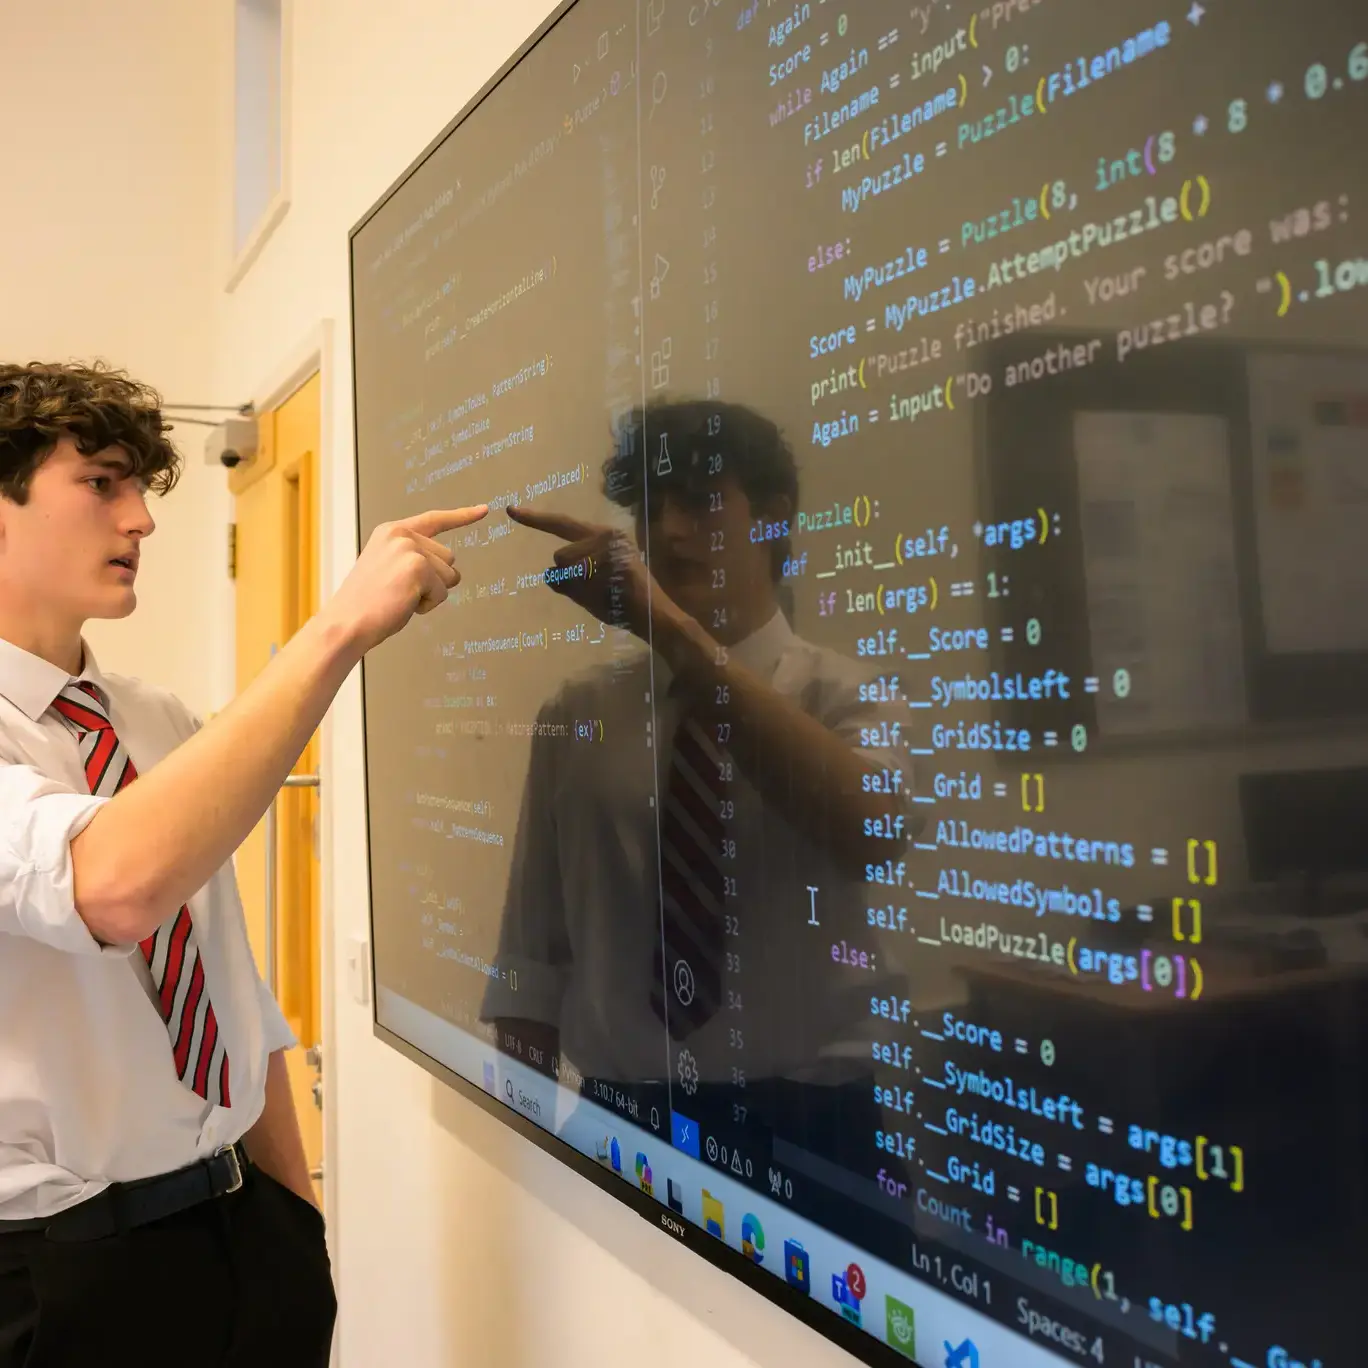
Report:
400,505,489,538
507,504,602,542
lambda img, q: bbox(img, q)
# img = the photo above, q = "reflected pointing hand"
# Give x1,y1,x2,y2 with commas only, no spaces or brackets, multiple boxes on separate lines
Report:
506,504,602,543
508,503,657,637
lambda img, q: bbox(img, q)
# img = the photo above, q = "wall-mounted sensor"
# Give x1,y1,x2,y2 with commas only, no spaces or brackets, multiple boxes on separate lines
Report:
204,417,259,469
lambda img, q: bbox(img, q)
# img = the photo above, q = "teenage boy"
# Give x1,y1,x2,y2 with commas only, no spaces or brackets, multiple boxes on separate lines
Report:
0,360,485,1367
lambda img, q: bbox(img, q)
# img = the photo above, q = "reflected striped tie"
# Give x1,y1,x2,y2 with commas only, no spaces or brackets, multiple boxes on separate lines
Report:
650,711,727,1039
52,681,231,1107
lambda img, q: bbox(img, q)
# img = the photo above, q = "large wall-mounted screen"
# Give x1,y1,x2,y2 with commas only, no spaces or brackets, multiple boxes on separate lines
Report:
350,2,1367,1363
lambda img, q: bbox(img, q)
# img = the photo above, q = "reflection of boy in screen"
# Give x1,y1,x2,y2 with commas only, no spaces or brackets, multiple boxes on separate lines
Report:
480,399,912,1175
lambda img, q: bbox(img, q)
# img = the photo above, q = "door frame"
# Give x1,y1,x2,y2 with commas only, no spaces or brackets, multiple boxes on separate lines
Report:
245,319,341,1276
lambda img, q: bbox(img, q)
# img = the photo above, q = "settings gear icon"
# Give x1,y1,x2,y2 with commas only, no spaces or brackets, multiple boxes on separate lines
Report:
676,1048,700,1096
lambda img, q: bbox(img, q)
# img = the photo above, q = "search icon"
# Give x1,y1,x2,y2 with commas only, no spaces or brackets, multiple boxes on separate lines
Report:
649,70,667,118
505,1080,515,1104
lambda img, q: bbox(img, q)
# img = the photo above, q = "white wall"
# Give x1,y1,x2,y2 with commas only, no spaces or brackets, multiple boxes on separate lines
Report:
207,2,858,1364
0,0,233,716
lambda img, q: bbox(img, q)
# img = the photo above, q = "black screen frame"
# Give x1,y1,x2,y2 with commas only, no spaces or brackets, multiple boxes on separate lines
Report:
346,4,925,1364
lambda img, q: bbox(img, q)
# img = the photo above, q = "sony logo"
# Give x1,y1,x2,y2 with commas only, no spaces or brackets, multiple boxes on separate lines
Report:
661,1214,687,1239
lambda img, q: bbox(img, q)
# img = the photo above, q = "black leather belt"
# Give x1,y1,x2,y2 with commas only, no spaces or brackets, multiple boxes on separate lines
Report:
0,1142,249,1243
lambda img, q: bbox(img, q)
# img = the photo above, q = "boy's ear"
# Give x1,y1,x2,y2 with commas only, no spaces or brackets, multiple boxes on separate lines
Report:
760,494,793,525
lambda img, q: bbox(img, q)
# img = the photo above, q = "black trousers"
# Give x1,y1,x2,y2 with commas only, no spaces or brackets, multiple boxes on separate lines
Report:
0,1160,336,1368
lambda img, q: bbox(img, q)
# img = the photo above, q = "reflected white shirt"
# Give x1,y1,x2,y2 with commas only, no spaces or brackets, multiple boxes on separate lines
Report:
0,636,295,1219
481,611,912,1083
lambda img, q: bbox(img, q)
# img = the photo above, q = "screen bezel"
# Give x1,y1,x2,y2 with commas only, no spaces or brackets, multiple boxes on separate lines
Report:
346,4,925,1364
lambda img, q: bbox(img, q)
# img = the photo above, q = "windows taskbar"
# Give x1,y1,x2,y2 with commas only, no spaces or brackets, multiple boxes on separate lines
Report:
376,988,1212,1368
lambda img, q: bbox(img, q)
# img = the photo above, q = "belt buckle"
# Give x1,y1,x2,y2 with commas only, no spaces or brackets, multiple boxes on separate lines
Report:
215,1144,244,1195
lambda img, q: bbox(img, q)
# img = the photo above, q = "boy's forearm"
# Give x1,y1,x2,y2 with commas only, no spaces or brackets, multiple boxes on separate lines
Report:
72,611,362,946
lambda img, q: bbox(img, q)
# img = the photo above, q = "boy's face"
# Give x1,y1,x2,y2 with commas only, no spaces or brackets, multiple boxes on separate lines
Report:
0,436,154,635
633,475,784,628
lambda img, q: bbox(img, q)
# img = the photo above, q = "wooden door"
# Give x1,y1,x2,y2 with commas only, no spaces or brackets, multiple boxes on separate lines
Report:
231,372,324,1203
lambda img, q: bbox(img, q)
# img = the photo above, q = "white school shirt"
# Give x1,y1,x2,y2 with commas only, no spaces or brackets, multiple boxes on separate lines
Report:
0,635,295,1219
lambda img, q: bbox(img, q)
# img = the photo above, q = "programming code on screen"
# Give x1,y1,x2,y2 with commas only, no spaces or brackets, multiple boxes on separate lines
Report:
350,2,1367,1364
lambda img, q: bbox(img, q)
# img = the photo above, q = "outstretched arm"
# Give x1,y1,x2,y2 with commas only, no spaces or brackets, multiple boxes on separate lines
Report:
507,505,909,876
653,597,902,874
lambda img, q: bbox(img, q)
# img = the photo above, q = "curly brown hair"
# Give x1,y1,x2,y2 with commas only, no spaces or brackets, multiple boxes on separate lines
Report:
0,360,184,505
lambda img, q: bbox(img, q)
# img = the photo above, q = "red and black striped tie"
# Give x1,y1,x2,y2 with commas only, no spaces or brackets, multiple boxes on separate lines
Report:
52,680,231,1108
650,711,728,1039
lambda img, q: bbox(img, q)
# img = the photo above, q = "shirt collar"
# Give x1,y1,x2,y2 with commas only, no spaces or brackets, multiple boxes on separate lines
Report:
0,635,108,722
658,608,794,696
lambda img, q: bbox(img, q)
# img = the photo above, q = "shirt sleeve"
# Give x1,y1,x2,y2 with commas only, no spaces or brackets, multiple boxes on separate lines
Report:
256,974,299,1053
0,762,129,957
791,647,914,790
479,699,572,1029
165,695,206,740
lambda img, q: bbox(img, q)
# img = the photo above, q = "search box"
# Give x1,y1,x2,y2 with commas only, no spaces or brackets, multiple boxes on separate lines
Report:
500,1065,551,1128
